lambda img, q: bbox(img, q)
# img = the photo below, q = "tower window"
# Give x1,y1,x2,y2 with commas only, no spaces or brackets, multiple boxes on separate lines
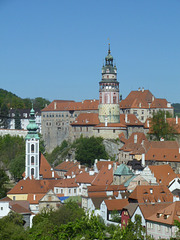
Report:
31,168,34,176
31,156,34,164
31,144,34,153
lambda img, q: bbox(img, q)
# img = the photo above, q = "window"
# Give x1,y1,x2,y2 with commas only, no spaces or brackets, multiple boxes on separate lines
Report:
61,189,63,194
74,189,76,194
69,189,71,194
1,207,3,210
31,156,34,164
113,129,115,133
157,225,161,231
13,196,16,201
166,227,169,233
31,144,34,153
31,168,34,176
56,189,58,194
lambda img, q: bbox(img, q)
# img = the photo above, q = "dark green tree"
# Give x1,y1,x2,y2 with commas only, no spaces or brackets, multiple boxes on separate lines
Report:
15,110,21,129
0,168,9,198
75,136,109,166
149,110,177,141
0,103,9,129
9,154,25,181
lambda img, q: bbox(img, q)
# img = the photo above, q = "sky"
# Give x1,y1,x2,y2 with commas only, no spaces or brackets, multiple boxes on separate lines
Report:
0,0,180,103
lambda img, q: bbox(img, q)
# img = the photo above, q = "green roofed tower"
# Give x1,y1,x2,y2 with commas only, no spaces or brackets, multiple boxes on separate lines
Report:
98,44,120,124
25,108,40,180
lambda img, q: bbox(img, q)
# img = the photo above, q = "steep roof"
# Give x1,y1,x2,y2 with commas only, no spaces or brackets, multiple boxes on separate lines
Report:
120,89,173,110
75,172,97,184
55,160,80,172
149,165,176,186
91,165,113,186
42,99,99,112
39,153,59,179
128,185,173,203
104,198,129,211
96,160,115,171
27,193,45,204
146,201,180,226
87,185,126,193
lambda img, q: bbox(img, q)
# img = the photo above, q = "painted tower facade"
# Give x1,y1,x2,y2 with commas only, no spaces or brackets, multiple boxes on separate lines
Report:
25,108,40,180
98,44,120,123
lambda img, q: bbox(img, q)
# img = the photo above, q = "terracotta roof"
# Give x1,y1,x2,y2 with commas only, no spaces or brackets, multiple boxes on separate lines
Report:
42,99,99,112
95,122,126,128
122,203,139,217
120,89,173,110
128,185,173,203
96,161,115,171
104,198,129,211
64,165,84,177
0,196,12,202
149,165,176,186
91,165,113,186
167,118,180,134
87,185,126,192
120,90,154,109
75,172,97,184
10,203,31,214
27,193,45,204
120,132,149,155
8,179,59,195
71,113,99,126
139,202,172,219
146,201,180,225
54,178,78,188
120,114,144,126
39,153,59,179
145,141,180,162
55,160,80,172
91,196,113,209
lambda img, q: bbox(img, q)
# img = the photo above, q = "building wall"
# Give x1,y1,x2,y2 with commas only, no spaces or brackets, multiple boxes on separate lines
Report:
0,202,10,218
7,194,28,201
0,129,27,138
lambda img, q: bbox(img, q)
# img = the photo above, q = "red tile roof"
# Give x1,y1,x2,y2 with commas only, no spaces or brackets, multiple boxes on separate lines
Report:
75,172,97,184
104,198,129,211
146,201,180,225
129,185,173,203
42,99,99,112
71,113,99,126
8,179,59,195
96,161,115,171
91,165,113,186
120,90,173,110
54,178,78,188
27,193,45,204
39,153,59,179
145,141,180,162
87,185,126,192
149,165,176,186
55,160,80,172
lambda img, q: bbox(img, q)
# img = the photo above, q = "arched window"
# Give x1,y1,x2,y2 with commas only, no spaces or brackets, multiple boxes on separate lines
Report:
31,144,34,153
31,168,34,176
31,156,34,164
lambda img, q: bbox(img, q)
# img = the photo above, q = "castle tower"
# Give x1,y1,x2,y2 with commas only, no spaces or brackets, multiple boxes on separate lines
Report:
98,44,120,123
25,108,40,180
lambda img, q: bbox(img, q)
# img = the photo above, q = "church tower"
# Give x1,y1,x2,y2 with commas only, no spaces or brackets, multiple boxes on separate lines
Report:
98,44,120,123
25,108,40,180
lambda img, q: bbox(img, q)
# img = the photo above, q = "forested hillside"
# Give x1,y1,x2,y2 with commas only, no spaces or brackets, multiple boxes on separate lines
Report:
0,88,50,110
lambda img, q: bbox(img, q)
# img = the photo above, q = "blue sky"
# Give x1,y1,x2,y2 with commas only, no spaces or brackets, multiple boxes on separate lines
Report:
0,0,179,103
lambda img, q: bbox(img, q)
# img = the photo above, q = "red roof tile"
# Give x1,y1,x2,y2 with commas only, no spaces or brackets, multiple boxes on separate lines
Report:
54,178,78,188
42,99,99,112
91,165,113,186
104,198,129,211
71,113,99,126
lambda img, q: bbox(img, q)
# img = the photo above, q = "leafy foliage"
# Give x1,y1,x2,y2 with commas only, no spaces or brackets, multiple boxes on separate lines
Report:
75,136,109,166
149,110,177,141
15,110,21,129
9,154,25,181
0,168,9,198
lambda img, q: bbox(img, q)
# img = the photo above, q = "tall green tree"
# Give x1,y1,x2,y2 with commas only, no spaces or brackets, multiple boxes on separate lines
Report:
149,110,177,141
75,136,109,166
15,110,21,129
0,103,9,129
0,168,9,198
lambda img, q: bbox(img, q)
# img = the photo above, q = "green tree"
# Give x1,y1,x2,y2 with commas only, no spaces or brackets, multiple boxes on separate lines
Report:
15,110,21,129
149,110,177,141
0,103,9,129
0,168,9,198
9,154,25,181
75,136,109,166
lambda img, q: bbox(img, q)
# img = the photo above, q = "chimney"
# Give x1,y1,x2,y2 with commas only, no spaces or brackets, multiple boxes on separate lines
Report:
105,117,108,127
54,102,57,110
125,114,128,123
66,159,68,162
142,87,144,92
33,194,36,201
176,115,178,125
152,96,154,102
108,164,112,170
138,87,141,91
142,154,145,167
134,134,137,144
147,120,149,128
52,171,54,178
